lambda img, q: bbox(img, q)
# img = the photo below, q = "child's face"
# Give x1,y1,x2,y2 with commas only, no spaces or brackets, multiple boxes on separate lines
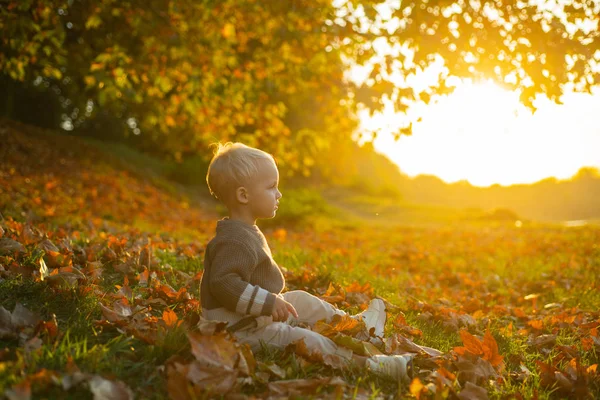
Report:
247,160,282,220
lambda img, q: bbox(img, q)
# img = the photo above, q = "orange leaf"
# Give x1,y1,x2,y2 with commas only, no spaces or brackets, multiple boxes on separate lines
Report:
483,329,504,367
528,319,544,330
458,329,484,356
138,268,149,287
163,309,178,327
323,282,336,297
513,308,527,318
409,377,425,399
394,313,407,326
272,228,287,241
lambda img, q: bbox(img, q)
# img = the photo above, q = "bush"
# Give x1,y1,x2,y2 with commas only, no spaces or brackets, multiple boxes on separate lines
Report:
261,187,336,228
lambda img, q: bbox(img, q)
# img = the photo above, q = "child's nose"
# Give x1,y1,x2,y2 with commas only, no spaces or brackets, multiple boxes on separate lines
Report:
277,190,282,199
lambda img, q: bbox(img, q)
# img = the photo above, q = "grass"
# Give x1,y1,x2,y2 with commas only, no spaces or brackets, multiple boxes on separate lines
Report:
2,121,599,398
5,214,598,398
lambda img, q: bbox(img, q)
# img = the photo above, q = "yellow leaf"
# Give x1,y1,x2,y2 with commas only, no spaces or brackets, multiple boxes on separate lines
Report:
409,377,424,399
39,258,49,281
85,14,102,29
222,23,236,39
84,76,96,87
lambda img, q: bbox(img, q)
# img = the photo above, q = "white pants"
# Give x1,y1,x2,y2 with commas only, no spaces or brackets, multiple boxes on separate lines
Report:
234,290,354,360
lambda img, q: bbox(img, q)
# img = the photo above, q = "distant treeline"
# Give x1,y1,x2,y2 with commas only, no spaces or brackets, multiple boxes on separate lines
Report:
325,142,600,222
399,168,600,222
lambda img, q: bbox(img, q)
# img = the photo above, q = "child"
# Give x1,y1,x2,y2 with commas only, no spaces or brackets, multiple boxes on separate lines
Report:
200,142,413,383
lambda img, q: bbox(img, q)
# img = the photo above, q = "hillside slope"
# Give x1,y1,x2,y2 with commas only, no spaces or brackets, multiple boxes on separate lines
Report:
395,171,600,222
0,118,217,240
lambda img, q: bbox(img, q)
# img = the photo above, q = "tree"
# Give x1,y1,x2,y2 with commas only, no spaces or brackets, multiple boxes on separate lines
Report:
1,0,598,174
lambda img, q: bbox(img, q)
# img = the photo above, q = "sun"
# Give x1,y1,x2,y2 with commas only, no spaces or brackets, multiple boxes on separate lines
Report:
362,80,600,187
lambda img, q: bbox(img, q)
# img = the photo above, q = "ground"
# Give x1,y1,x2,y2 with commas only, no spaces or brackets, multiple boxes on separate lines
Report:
0,119,599,399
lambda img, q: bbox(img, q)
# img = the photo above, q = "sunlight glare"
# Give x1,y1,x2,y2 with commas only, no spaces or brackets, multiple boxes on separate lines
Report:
362,80,600,187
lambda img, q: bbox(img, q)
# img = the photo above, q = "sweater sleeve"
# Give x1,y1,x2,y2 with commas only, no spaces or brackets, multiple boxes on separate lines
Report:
208,240,276,317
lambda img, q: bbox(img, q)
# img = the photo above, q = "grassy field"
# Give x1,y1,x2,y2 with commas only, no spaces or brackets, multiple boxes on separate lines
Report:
1,119,599,399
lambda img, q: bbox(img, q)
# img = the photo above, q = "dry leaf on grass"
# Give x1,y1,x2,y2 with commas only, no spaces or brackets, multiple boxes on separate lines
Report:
268,376,346,396
385,333,442,357
455,357,498,384
458,382,489,400
0,238,26,255
88,376,134,400
286,338,347,370
313,314,363,338
454,329,504,368
188,331,240,370
0,303,40,339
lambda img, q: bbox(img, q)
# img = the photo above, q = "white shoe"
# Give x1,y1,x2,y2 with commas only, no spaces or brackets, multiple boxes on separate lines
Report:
367,354,414,384
353,298,387,337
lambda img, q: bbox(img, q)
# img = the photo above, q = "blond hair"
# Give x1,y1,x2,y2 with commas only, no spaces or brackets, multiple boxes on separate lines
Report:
206,142,275,201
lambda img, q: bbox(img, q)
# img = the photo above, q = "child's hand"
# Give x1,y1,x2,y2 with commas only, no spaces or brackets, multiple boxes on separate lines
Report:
272,296,298,322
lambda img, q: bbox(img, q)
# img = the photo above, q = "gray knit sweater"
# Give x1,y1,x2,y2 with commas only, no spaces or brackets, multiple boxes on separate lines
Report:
200,218,285,325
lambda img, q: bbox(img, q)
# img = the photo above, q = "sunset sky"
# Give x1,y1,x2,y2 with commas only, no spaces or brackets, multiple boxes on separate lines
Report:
345,0,600,188
359,82,600,187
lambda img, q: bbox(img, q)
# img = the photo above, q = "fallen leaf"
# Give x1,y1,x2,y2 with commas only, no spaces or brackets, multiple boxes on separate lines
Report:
37,237,59,253
409,377,425,399
237,342,255,376
482,329,504,367
163,309,178,327
167,362,195,400
528,334,556,348
259,362,286,379
330,333,383,357
99,302,131,323
527,319,544,330
455,329,484,357
11,303,40,328
139,242,151,267
195,318,228,336
186,360,238,394
287,338,347,370
313,314,362,338
20,225,39,245
138,268,149,287
458,381,489,400
319,282,345,304
24,336,43,355
0,238,26,255
188,331,239,369
4,380,31,400
456,357,498,384
268,377,346,396
385,333,442,357
38,258,49,281
88,375,134,400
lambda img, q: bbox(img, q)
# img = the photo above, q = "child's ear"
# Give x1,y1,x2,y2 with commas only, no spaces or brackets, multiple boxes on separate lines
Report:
235,186,249,204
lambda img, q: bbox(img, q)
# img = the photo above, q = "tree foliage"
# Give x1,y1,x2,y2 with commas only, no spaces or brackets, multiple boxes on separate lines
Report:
1,0,599,172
